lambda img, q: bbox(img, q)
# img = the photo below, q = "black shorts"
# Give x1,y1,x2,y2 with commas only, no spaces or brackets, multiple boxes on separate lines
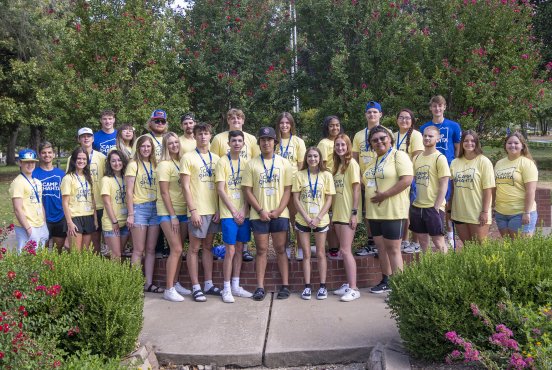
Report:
47,219,67,238
295,222,329,233
368,219,405,240
250,217,289,234
96,209,103,232
409,206,445,236
66,215,96,235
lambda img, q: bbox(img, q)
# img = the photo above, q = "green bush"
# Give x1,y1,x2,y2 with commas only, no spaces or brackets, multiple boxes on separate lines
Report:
62,350,126,370
41,250,144,359
387,235,552,361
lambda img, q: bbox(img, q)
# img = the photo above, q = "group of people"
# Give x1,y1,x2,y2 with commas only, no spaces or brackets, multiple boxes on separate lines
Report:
10,95,539,303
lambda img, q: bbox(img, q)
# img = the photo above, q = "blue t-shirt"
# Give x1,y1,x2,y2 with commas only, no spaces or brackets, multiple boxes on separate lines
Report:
93,129,117,156
32,166,66,223
419,118,461,165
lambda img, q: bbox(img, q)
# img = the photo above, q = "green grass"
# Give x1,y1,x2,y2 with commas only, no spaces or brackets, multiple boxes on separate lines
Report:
0,182,15,226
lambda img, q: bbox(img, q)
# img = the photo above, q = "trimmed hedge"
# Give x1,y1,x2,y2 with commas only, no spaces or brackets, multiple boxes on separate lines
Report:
387,235,552,361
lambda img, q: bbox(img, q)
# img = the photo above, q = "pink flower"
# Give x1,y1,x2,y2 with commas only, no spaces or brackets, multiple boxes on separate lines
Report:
546,61,552,71
509,353,528,369
361,83,367,89
13,290,23,299
521,54,529,60
451,350,462,358
457,23,465,31
7,271,16,280
496,324,513,337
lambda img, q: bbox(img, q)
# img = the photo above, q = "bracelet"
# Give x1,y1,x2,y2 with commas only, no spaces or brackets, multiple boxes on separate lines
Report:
189,209,197,213
258,208,264,213
170,215,178,219
481,210,488,213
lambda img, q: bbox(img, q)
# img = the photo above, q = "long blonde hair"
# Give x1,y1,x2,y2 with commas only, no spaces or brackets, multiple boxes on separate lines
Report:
332,134,353,175
160,132,181,161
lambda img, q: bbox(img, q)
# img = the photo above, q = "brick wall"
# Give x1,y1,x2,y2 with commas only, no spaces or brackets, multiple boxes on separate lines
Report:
536,187,551,227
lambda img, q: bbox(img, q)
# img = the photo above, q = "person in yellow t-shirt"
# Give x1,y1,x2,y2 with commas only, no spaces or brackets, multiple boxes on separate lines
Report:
362,126,413,294
155,132,194,302
61,147,96,252
410,126,450,253
449,130,495,245
215,131,254,303
179,112,197,154
494,132,538,238
180,123,222,302
10,148,48,252
243,127,293,301
331,134,361,302
292,147,335,301
113,123,135,161
101,150,129,260
125,135,162,293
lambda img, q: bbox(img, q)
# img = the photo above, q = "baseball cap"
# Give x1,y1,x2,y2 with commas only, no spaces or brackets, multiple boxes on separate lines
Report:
151,109,167,121
257,127,278,143
18,149,39,162
181,112,195,122
365,101,382,112
77,127,93,137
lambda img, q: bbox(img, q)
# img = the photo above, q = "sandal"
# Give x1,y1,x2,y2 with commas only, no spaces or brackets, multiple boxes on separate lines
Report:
252,288,266,301
276,286,291,300
144,284,164,294
192,289,207,302
205,286,222,296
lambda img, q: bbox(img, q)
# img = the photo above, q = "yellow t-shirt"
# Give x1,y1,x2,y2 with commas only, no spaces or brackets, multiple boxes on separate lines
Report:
66,150,106,209
317,138,335,173
210,131,260,161
292,169,335,227
412,152,451,210
9,174,44,227
180,150,220,216
156,160,186,216
362,149,413,220
242,154,293,220
125,160,157,204
450,155,495,224
352,125,394,172
276,135,307,172
179,135,197,154
100,176,127,231
394,129,424,157
332,159,361,223
215,155,246,219
494,156,538,215
61,173,94,217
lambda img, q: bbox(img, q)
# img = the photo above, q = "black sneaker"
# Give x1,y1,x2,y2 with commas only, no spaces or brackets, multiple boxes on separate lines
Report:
370,281,391,294
242,250,254,262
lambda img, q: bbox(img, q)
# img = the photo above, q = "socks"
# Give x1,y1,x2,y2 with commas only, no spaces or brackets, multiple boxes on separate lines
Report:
382,274,389,284
305,283,312,289
192,284,201,292
204,280,214,292
223,281,231,291
447,231,454,241
231,277,240,290
320,283,326,289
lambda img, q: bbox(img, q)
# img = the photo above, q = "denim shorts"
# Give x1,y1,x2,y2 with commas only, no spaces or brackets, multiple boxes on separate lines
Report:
134,201,159,226
495,211,538,234
250,217,289,234
221,218,251,245
158,214,188,224
103,225,130,238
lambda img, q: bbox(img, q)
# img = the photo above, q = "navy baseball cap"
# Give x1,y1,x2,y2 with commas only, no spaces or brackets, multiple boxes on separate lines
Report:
257,127,278,143
151,109,167,120
18,149,39,162
365,101,382,112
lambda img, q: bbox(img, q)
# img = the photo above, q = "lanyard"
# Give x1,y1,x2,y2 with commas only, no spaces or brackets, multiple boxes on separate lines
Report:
228,154,240,187
307,167,319,200
75,174,89,200
171,159,180,172
21,173,40,203
375,148,393,172
114,176,125,203
88,150,93,165
364,128,370,152
141,161,153,186
196,148,213,177
280,134,292,158
396,132,408,150
149,132,161,147
261,155,275,182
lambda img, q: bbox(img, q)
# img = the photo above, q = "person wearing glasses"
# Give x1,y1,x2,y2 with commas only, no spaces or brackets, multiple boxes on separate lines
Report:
93,109,118,156
114,123,135,161
179,113,197,154
140,109,169,162
362,126,413,294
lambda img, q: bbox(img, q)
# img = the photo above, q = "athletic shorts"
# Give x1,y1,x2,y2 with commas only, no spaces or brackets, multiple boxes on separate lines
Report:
495,211,538,234
158,214,188,224
409,206,445,236
47,219,67,238
188,214,221,239
295,222,329,233
67,215,96,235
134,201,159,226
15,224,49,253
250,217,289,234
221,218,251,245
368,219,406,240
103,225,130,238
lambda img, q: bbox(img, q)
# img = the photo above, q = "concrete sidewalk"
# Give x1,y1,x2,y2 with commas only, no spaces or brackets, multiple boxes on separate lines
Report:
140,289,410,369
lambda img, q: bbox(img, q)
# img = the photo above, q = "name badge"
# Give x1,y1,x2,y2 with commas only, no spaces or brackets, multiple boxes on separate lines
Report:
366,179,376,188
231,192,241,200
208,182,215,190
36,208,43,216
147,193,156,199
265,188,275,196
85,205,92,212
362,157,371,164
309,205,320,214
120,208,128,215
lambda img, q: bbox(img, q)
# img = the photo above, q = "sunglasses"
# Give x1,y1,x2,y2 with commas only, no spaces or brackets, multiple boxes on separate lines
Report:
370,136,388,143
153,119,167,125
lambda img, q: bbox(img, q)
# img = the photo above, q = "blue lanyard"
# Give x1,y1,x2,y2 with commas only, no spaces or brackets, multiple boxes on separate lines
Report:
280,134,292,158
21,173,40,204
307,167,319,200
88,150,93,165
396,132,408,150
364,128,370,152
228,154,240,187
141,161,153,186
114,176,125,203
149,132,161,147
261,155,275,182
375,148,393,172
172,159,180,172
196,148,213,177
75,174,89,200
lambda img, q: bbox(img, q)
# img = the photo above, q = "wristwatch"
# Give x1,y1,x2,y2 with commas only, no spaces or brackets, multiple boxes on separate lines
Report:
351,209,358,216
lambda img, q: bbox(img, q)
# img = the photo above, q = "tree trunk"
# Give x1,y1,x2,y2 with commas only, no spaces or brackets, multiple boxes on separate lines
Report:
6,123,21,165
29,125,44,152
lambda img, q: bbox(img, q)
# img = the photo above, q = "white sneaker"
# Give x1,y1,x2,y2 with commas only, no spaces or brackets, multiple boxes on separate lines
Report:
341,288,361,302
400,240,410,251
301,287,312,300
231,286,253,298
410,242,421,253
296,248,304,261
333,283,350,296
174,282,192,296
222,289,235,303
286,247,292,259
403,244,417,254
163,287,184,302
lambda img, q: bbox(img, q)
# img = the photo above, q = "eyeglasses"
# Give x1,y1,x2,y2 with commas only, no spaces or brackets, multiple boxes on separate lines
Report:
370,136,388,143
397,116,412,121
153,120,167,125
122,128,134,132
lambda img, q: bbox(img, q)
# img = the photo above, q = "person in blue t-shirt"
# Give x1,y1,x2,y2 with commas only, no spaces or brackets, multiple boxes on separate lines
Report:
419,95,462,246
93,109,118,155
33,141,66,251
